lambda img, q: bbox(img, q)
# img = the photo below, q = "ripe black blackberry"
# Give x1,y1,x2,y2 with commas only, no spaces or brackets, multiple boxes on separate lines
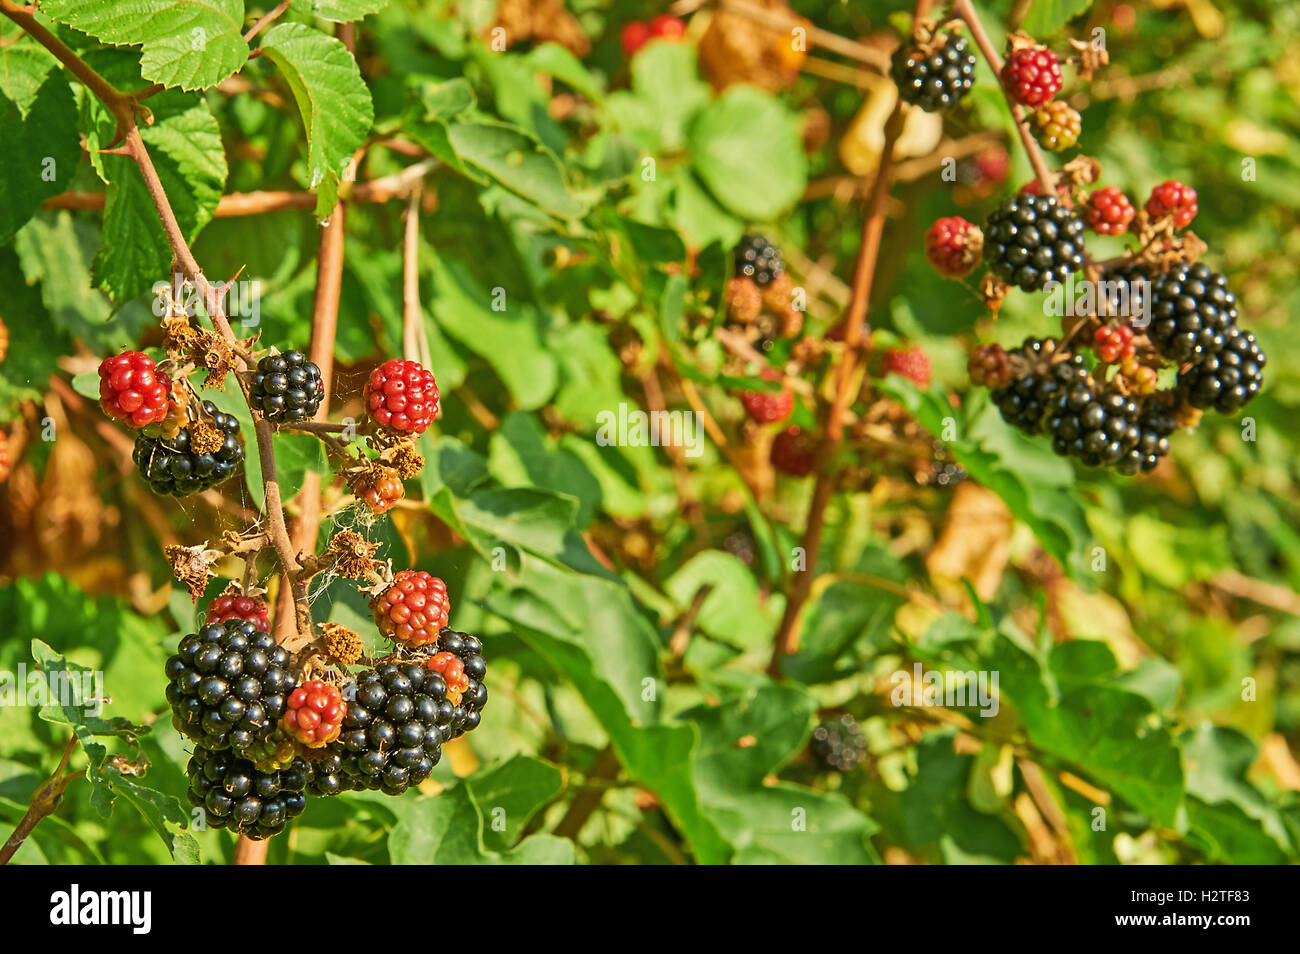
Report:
990,338,1087,435
185,747,309,840
428,629,488,740
983,194,1085,291
1046,384,1140,469
809,714,867,772
733,234,783,287
1149,263,1238,365
165,621,296,753
891,33,977,112
336,661,448,796
250,350,325,423
1116,397,1177,475
1178,324,1266,414
303,750,356,797
133,400,243,496
1099,260,1155,321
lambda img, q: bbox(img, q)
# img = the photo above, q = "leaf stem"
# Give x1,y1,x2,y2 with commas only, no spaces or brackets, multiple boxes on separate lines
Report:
0,735,80,865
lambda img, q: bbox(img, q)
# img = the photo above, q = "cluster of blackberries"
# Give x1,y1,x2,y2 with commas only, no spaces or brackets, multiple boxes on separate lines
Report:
249,350,325,423
185,748,309,840
983,194,1085,291
165,621,295,752
734,234,783,286
133,401,243,496
992,339,1175,474
809,714,868,773
891,33,977,112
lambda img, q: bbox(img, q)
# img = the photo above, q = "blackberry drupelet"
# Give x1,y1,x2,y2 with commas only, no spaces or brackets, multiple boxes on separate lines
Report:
165,620,296,753
249,350,325,423
1149,263,1239,365
733,234,783,287
983,194,1085,291
891,33,977,112
810,714,867,772
133,400,243,496
185,747,309,840
990,338,1087,435
336,661,448,796
1178,324,1266,414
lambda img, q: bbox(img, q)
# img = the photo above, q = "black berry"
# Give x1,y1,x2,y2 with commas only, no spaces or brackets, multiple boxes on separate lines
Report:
983,194,1085,291
1149,263,1238,365
891,33,977,112
335,661,447,796
133,400,243,497
990,338,1087,436
165,620,296,754
250,350,325,423
734,234,783,287
185,747,309,840
1178,324,1266,414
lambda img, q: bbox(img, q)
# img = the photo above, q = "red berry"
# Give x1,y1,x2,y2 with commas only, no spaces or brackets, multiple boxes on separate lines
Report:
363,359,439,434
425,650,471,705
925,216,983,278
883,347,932,389
371,570,451,648
1145,180,1198,229
973,147,1009,185
649,14,686,39
1093,325,1135,364
739,369,794,424
621,21,652,57
98,351,171,428
205,593,271,631
771,426,817,477
1085,187,1136,235
1001,47,1063,107
281,680,346,748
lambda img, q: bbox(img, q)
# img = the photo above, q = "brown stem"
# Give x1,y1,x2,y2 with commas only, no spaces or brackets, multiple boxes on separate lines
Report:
244,0,292,43
553,746,620,840
401,187,423,362
1,735,79,865
768,106,904,678
720,0,890,70
952,0,1056,194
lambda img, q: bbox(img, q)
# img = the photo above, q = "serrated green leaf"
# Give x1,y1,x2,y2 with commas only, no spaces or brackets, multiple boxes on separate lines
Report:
259,22,374,218
446,121,589,218
41,0,249,90
465,755,565,852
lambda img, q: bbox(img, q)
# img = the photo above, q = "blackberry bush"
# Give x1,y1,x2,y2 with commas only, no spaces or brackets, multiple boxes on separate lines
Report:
165,621,296,753
983,194,1085,291
249,350,325,423
132,401,243,497
891,32,977,112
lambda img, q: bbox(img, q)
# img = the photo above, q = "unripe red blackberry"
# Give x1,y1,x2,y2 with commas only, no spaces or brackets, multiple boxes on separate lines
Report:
165,620,296,754
891,32,977,112
206,591,271,631
371,570,451,647
1001,46,1062,107
883,346,932,389
249,350,325,423
1085,187,1136,235
99,351,172,428
1031,100,1081,151
364,359,439,434
1144,180,1198,229
282,680,346,748
968,343,1013,389
771,425,816,477
1093,325,1135,364
924,216,982,278
185,747,308,840
739,369,794,424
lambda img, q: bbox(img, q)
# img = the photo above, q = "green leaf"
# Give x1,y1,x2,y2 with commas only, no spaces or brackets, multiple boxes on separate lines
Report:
0,71,80,245
446,121,589,218
291,0,390,21
41,0,250,90
259,22,374,218
1022,0,1095,36
687,86,807,221
664,551,779,650
389,781,574,864
464,755,565,852
607,42,709,155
